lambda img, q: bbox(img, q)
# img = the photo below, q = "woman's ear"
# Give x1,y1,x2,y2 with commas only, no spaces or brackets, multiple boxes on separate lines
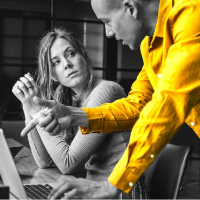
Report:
51,71,58,82
51,73,58,82
52,77,58,82
123,0,138,19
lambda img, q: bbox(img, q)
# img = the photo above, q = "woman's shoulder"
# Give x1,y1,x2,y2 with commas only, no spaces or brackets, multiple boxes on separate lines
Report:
82,78,126,107
95,79,125,92
92,78,126,98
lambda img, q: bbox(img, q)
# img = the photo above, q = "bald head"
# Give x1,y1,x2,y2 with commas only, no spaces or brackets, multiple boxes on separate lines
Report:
104,0,123,10
91,0,123,11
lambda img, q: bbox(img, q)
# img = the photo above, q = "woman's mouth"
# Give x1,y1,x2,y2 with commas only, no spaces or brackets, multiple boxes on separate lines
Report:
67,71,78,78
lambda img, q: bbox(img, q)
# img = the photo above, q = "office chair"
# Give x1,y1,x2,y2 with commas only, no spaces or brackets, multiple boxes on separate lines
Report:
144,143,193,199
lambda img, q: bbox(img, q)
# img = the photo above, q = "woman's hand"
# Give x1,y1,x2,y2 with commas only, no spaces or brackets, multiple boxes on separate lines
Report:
12,73,41,118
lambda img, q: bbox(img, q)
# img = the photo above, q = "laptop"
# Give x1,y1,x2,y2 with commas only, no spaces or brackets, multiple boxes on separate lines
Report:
0,128,64,199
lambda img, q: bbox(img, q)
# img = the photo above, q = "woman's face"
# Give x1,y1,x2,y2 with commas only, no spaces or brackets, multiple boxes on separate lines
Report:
50,37,88,95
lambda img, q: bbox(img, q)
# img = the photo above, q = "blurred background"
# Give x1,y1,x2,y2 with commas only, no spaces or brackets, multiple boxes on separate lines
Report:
0,0,143,121
0,1,199,198
0,0,199,156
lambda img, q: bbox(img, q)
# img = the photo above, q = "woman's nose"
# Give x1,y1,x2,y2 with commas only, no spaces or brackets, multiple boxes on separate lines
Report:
64,59,73,69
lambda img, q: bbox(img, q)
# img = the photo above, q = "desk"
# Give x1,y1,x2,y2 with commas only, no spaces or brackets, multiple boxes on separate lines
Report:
0,138,77,196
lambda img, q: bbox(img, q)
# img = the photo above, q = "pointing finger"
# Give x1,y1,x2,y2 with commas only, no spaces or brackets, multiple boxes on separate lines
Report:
21,117,39,137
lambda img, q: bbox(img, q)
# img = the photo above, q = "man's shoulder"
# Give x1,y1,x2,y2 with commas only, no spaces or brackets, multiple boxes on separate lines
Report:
173,0,200,7
172,0,200,11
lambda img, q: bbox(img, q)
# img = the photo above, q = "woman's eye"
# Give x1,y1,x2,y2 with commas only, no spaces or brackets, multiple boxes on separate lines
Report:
68,51,75,57
52,60,60,67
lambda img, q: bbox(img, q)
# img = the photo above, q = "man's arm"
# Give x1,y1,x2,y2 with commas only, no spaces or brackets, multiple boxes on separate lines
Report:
81,67,154,134
108,2,200,193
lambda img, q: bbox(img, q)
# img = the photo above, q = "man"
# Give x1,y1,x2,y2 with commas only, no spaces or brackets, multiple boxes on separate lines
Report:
22,0,200,199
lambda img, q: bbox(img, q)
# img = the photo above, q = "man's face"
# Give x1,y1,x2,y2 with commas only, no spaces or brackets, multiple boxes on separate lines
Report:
91,0,145,50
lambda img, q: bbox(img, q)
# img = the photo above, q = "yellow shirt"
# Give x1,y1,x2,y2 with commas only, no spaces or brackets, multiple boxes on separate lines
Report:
81,0,200,193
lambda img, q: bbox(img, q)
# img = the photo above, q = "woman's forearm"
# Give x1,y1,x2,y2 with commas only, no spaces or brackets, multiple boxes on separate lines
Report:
23,106,32,123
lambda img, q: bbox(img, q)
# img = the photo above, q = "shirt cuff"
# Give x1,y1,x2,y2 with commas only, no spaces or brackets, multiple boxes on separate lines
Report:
80,107,104,134
108,162,144,194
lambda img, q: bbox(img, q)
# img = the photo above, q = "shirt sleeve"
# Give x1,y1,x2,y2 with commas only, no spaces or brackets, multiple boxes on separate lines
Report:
81,68,154,134
28,81,127,175
108,3,200,193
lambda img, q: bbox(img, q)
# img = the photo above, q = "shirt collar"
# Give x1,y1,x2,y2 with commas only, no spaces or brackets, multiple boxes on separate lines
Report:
153,0,173,38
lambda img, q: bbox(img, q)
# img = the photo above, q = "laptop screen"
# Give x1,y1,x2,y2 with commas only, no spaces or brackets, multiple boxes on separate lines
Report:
0,129,27,199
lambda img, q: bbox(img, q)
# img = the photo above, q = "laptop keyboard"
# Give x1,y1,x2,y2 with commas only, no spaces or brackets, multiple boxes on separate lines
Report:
24,184,64,199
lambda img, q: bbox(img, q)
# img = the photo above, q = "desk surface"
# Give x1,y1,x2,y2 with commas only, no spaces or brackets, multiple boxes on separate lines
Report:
1,138,76,189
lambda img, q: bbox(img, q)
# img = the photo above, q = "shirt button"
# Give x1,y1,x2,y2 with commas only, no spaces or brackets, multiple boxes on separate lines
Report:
150,154,154,158
158,74,161,78
129,182,134,187
190,122,195,126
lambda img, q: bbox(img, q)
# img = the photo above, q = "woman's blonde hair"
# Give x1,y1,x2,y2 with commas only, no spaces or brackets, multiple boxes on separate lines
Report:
36,27,95,106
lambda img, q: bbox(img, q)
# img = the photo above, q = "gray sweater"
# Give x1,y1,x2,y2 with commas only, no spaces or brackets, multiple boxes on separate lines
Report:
27,79,131,181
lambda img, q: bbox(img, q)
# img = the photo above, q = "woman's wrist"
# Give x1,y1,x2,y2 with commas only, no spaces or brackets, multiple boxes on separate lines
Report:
23,105,41,118
23,108,32,121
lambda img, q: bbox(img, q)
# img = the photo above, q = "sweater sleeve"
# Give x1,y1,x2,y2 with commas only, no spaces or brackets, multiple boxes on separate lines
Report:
28,81,126,174
27,128,55,168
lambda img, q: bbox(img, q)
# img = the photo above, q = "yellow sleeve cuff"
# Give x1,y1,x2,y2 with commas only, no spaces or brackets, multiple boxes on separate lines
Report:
80,107,104,134
108,163,143,194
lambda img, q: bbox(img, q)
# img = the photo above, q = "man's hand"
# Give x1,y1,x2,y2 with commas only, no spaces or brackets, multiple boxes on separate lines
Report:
48,179,121,199
21,96,88,137
21,96,73,137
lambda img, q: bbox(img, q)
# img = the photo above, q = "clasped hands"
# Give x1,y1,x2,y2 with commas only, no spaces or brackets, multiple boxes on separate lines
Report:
21,96,74,137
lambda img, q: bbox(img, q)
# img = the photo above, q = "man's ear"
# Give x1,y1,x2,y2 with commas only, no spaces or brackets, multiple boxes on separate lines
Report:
123,0,138,19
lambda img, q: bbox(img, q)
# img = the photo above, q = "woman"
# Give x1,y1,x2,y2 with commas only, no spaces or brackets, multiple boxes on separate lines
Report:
12,27,148,199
